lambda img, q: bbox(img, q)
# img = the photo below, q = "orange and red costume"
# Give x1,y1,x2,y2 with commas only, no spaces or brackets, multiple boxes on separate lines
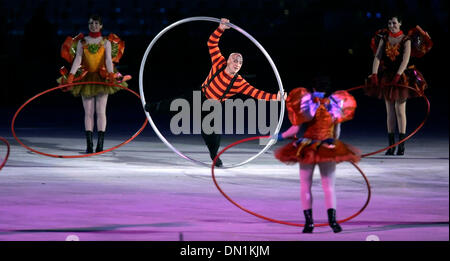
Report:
275,87,360,165
202,27,278,101
57,33,130,97
365,26,432,101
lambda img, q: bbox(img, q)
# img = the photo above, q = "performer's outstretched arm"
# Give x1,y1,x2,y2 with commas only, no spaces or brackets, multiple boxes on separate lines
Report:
207,22,227,66
232,78,279,101
281,125,301,139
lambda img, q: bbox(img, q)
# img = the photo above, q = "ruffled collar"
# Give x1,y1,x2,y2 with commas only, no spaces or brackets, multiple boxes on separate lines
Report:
89,31,102,38
389,30,403,38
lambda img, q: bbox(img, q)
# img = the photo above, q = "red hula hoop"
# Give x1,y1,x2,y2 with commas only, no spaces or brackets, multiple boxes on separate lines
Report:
11,82,148,158
0,136,10,171
345,84,430,157
211,136,372,227
210,83,428,227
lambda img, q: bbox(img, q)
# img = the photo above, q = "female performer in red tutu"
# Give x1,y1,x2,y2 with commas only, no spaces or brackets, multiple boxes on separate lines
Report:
365,15,432,155
57,14,131,153
274,76,360,233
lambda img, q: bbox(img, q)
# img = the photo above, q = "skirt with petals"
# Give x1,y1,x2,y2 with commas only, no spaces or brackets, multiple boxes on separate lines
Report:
274,140,361,165
365,66,427,101
57,72,127,98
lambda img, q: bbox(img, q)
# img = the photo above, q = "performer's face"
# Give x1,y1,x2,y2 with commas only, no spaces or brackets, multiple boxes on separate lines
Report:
227,53,243,75
388,17,401,34
88,19,103,33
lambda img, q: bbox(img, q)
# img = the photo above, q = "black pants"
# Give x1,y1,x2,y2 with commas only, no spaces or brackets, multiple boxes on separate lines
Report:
200,93,222,160
147,91,222,160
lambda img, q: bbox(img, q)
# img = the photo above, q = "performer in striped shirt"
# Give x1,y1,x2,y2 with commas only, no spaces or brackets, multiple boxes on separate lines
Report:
145,18,284,167
200,18,283,167
201,18,281,102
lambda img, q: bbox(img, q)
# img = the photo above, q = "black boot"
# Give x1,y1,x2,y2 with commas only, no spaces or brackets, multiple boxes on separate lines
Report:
202,132,223,167
95,131,105,153
302,209,314,233
327,208,342,233
214,157,223,167
396,133,406,155
85,131,93,153
209,151,223,167
385,133,396,155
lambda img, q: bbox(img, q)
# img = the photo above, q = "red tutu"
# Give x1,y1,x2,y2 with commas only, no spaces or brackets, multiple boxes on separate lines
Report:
274,140,361,165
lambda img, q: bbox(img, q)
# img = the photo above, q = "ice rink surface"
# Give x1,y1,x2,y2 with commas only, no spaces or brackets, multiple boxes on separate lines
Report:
0,127,448,241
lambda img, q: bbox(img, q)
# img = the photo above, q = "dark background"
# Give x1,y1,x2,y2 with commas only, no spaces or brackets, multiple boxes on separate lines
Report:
0,0,448,138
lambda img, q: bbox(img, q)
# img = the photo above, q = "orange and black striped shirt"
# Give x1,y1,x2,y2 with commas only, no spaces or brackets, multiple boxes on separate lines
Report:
202,27,278,101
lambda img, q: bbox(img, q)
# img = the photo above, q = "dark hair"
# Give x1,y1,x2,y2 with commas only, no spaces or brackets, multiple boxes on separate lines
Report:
89,14,103,25
309,75,332,95
388,14,403,24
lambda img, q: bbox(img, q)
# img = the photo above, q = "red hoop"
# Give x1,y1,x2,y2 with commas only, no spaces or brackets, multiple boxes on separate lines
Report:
209,83,428,227
211,136,371,227
345,84,430,157
0,136,10,171
11,82,148,158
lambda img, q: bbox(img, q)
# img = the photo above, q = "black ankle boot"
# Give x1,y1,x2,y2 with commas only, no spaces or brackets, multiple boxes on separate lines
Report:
96,131,105,153
210,153,223,167
396,133,405,155
302,209,314,233
85,131,93,153
385,133,396,155
327,208,342,233
214,158,223,167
